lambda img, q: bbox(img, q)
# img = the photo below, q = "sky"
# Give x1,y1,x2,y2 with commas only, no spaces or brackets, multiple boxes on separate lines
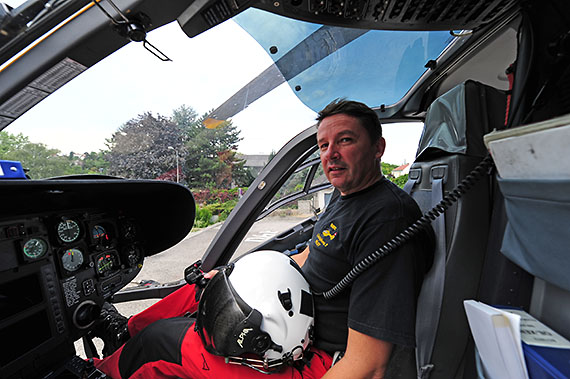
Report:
7,12,423,165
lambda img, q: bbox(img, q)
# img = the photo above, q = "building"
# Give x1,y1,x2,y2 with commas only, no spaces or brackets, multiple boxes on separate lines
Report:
392,163,410,178
237,154,271,177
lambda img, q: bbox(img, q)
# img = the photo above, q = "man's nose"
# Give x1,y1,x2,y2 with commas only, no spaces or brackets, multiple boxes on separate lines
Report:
323,145,339,161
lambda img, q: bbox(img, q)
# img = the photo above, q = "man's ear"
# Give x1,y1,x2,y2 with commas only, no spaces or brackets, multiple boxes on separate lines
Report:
375,137,386,159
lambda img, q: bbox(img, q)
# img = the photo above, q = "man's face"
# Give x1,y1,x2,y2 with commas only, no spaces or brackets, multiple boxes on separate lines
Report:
317,114,386,196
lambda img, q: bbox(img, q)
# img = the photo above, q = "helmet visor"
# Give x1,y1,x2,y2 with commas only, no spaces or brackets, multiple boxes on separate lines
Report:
195,267,273,357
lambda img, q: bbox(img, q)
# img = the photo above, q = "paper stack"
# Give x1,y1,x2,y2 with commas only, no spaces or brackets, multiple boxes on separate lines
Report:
464,300,528,379
464,300,570,379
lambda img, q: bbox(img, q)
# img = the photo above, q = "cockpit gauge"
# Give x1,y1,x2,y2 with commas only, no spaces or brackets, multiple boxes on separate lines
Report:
96,252,119,276
23,238,48,259
62,248,84,272
57,219,81,243
125,245,141,267
92,224,111,247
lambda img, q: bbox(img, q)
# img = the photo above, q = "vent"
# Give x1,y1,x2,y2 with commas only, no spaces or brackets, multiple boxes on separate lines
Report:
202,0,233,27
378,0,517,27
309,0,369,19
306,0,518,29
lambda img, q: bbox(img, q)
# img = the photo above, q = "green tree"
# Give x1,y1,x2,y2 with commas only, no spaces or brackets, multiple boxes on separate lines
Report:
182,112,252,189
0,132,75,178
81,151,109,174
391,174,409,188
172,105,199,138
0,131,29,156
106,112,186,180
381,162,398,176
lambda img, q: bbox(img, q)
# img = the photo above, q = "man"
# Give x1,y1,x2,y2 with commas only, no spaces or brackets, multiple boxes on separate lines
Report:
93,99,433,378
295,99,433,378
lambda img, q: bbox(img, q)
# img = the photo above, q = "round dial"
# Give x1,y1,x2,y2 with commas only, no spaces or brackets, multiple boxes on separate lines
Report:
23,238,48,259
62,248,84,272
57,219,81,243
96,253,118,276
125,246,141,267
92,224,111,247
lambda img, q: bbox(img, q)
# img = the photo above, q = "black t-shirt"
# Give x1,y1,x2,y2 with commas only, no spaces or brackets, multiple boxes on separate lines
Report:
302,177,433,353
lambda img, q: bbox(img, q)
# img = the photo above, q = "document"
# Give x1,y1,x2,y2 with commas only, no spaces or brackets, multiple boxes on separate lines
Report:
463,300,529,379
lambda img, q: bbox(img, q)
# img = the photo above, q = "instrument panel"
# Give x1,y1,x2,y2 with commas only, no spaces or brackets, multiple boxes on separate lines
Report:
0,210,144,338
0,178,195,378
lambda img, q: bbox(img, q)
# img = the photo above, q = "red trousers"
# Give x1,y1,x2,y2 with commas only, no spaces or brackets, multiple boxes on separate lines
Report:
93,284,332,378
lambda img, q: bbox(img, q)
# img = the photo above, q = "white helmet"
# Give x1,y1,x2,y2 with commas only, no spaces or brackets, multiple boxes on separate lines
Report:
195,250,314,373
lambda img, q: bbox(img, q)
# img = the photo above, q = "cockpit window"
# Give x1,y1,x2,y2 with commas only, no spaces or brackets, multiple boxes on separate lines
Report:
233,8,457,112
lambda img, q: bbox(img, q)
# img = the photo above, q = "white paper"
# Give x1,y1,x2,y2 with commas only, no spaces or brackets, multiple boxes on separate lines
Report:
501,309,570,349
463,300,529,379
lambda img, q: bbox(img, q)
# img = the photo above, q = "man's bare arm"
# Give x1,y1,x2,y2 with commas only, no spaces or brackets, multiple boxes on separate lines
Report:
292,246,310,267
323,328,393,379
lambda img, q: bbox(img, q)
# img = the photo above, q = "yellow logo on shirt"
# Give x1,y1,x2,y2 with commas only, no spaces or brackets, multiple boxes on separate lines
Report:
315,223,337,247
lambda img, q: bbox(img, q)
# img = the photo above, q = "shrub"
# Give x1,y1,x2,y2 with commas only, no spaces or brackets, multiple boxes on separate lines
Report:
193,197,240,229
195,205,212,228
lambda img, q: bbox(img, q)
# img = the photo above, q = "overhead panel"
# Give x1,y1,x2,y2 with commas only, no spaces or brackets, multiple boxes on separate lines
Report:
178,0,519,38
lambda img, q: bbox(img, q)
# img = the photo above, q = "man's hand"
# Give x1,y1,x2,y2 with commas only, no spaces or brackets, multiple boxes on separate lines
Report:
323,328,393,379
203,269,218,279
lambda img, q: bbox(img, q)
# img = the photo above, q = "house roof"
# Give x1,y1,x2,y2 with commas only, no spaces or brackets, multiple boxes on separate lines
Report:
236,154,270,168
393,163,410,172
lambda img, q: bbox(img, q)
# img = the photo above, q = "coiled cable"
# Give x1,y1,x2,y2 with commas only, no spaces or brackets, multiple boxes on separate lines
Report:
317,154,495,300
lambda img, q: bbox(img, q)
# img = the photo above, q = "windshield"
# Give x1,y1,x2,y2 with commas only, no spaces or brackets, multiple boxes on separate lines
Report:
233,8,455,113
0,0,448,301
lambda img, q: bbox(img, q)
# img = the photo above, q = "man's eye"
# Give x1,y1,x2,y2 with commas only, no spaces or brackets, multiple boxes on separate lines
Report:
340,137,352,143
319,144,328,150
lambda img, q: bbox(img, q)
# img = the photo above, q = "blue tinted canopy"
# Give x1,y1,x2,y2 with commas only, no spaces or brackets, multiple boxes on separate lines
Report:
206,8,455,121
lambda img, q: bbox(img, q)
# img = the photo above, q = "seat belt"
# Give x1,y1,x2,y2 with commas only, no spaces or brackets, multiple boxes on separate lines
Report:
403,178,417,194
413,176,447,379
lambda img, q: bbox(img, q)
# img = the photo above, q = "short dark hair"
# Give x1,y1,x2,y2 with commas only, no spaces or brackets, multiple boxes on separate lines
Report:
316,98,382,143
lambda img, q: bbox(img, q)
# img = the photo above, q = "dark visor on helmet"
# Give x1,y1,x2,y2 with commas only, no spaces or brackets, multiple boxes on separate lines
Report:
195,266,282,358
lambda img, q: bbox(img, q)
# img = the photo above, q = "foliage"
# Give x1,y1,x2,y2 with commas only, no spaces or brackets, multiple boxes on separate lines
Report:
105,112,186,180
191,188,246,229
192,187,244,205
194,205,213,229
172,105,199,138
0,131,108,179
390,174,409,188
80,151,109,174
381,162,398,176
0,132,28,155
193,196,240,229
183,112,253,189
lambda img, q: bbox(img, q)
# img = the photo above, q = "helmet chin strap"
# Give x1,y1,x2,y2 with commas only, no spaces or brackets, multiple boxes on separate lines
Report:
225,345,306,374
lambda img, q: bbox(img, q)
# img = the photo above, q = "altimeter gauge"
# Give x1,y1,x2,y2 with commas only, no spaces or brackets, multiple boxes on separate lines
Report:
57,219,81,243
